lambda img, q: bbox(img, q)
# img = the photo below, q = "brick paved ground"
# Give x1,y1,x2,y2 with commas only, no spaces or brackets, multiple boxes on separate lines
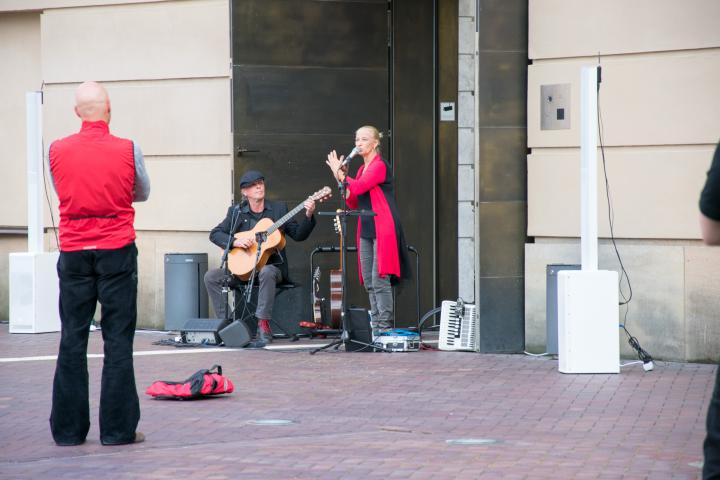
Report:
0,323,713,479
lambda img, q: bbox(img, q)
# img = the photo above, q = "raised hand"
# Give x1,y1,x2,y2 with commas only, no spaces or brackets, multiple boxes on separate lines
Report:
326,150,346,182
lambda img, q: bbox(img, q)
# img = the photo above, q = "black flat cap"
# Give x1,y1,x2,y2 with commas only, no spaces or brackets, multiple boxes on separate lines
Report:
239,170,264,188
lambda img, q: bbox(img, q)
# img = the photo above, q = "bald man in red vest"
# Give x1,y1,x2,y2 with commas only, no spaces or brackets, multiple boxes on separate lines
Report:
49,81,150,446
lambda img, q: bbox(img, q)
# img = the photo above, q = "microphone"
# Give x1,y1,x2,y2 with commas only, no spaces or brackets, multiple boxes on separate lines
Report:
340,147,359,168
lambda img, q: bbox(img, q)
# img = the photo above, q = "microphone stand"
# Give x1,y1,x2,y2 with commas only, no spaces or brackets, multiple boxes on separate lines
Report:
310,160,392,354
220,205,241,330
243,231,267,303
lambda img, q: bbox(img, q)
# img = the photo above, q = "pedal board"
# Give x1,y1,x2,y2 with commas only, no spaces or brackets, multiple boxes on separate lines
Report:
373,329,420,352
181,318,225,345
183,330,220,345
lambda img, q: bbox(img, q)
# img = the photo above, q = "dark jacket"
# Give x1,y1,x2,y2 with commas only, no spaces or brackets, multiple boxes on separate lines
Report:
209,199,316,282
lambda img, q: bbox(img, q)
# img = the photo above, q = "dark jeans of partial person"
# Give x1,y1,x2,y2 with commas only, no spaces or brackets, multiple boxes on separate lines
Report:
50,243,140,446
705,365,720,479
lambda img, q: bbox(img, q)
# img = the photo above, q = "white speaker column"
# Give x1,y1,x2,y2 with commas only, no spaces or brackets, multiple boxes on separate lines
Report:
557,66,619,374
9,92,60,334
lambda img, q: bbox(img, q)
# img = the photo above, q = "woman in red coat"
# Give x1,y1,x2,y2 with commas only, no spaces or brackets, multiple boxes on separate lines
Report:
326,125,410,331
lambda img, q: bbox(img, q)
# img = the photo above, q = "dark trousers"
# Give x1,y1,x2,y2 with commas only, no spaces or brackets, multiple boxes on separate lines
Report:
705,365,720,479
50,243,140,445
204,264,281,322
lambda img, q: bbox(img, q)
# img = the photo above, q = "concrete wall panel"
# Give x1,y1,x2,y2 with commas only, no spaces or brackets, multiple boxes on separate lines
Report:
42,79,231,157
529,0,720,59
133,156,232,232
528,147,713,239
528,51,720,148
41,0,228,83
0,0,171,12
0,12,41,227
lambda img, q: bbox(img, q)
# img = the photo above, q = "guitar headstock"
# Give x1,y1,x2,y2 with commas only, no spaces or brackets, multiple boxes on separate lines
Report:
310,186,332,204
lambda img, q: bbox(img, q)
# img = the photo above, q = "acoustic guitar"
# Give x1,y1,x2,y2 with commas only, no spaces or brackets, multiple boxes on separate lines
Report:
329,210,343,329
227,186,332,280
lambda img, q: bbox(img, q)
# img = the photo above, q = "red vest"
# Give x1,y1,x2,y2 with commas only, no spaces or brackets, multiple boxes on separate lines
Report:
50,121,137,251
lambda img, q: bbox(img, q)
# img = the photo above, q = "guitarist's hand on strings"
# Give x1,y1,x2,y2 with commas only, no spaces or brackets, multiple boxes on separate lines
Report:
233,237,255,249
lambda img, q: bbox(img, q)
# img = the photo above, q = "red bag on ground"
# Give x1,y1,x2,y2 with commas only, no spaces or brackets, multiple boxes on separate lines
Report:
145,365,234,400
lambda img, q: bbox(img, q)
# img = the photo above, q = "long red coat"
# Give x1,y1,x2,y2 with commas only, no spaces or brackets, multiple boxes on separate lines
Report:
345,154,409,285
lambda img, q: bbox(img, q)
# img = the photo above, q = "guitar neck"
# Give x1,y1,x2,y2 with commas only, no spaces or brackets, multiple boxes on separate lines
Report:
266,200,307,234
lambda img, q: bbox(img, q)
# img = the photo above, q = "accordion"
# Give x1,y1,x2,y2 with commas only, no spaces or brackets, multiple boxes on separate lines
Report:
439,299,479,352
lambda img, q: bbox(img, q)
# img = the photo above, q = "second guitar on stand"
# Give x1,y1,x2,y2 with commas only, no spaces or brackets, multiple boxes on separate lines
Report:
329,210,344,329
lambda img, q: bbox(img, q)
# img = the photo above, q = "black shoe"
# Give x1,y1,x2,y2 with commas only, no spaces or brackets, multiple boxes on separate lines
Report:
259,329,273,344
246,329,272,349
101,432,145,446
55,438,86,447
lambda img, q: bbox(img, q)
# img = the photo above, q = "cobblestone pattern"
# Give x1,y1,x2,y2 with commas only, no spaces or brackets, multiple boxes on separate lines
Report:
0,324,713,479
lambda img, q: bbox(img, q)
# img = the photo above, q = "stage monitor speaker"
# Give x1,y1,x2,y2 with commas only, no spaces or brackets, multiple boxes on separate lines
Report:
219,320,251,348
271,285,305,335
181,318,225,345
345,308,375,352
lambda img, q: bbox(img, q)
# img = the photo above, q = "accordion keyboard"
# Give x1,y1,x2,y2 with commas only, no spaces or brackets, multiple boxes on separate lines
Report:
439,299,479,352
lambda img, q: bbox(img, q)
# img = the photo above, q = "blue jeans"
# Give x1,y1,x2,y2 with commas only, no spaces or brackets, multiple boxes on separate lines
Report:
359,237,393,329
50,243,140,445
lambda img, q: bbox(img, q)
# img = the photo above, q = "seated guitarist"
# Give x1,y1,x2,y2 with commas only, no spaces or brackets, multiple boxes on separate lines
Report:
204,170,316,347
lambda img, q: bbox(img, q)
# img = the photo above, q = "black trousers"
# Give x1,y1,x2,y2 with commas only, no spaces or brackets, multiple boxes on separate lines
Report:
50,243,140,445
705,365,720,479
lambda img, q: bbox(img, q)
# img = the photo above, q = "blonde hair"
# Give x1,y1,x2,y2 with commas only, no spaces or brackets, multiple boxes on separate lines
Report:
357,125,383,153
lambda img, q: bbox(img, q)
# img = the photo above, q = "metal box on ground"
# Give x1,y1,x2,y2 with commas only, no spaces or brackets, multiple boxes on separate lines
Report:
546,264,581,355
164,253,209,331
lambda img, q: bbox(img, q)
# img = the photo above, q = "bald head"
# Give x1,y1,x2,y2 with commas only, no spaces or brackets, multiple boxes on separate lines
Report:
74,81,111,123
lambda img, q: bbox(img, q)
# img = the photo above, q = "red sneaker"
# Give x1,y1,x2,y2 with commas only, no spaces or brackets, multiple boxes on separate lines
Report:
258,319,273,344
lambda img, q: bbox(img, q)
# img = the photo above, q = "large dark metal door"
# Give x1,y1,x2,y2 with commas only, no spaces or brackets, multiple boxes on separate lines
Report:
231,0,390,328
231,0,436,329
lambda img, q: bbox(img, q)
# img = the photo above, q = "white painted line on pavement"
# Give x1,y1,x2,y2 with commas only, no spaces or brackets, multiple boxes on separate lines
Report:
0,343,335,363
264,343,331,351
0,348,242,363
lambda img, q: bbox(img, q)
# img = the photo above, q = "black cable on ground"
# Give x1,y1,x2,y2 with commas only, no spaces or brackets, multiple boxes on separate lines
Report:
597,61,653,370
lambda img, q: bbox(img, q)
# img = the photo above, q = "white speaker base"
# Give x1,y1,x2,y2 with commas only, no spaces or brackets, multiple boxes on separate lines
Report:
557,270,619,374
9,252,61,334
